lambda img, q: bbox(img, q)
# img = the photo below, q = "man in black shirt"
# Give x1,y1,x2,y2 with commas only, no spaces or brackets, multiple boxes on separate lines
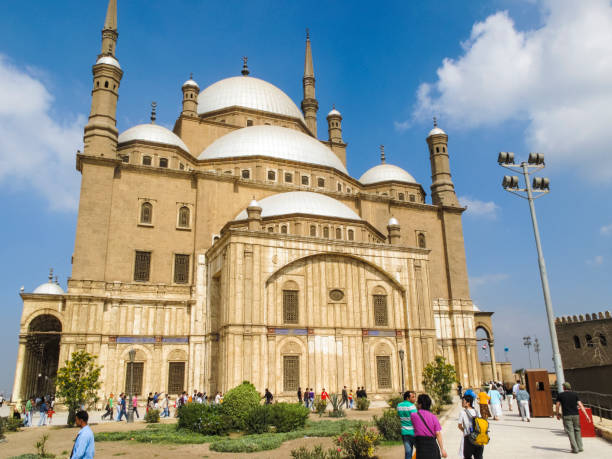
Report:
556,382,590,453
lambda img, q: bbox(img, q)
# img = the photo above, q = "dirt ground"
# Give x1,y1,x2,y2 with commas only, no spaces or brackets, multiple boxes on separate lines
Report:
0,407,405,459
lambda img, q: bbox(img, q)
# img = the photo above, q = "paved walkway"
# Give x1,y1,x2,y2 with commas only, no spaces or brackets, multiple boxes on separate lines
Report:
441,401,611,458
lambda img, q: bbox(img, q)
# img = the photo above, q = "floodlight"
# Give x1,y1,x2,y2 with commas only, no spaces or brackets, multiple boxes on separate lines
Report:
497,152,515,164
532,177,550,190
502,175,519,189
528,153,545,165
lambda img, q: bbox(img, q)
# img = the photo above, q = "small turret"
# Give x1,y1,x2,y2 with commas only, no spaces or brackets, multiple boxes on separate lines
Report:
327,105,343,143
426,117,458,207
387,217,401,245
246,198,262,231
182,74,200,116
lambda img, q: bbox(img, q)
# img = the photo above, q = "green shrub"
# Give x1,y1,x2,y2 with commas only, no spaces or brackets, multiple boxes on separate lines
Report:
219,381,261,429
244,405,271,434
373,409,401,441
210,433,283,453
356,398,370,411
177,403,231,436
328,394,345,418
314,398,327,415
1,416,23,432
291,444,342,459
387,396,403,409
335,423,381,459
144,409,160,423
269,403,310,432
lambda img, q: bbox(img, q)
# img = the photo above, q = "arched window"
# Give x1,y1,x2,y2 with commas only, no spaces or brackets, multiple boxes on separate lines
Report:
317,177,325,188
104,80,109,88
301,175,309,186
285,172,293,183
283,283,299,324
418,233,426,248
348,229,354,241
178,206,190,228
336,228,342,239
585,334,594,347
443,146,446,152
436,146,439,153
373,287,388,326
246,119,253,126
599,333,608,346
159,157,168,168
573,335,581,349
323,227,329,238
241,169,250,179
140,202,152,224
409,195,416,202
281,225,288,234
267,170,276,181
142,156,152,166
337,183,342,192
398,193,405,201
310,225,316,237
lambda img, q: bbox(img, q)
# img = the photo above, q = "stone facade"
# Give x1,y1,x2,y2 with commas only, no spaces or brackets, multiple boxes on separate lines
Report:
12,0,492,403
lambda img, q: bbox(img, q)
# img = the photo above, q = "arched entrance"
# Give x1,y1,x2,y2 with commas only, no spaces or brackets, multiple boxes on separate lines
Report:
21,315,62,399
476,325,497,382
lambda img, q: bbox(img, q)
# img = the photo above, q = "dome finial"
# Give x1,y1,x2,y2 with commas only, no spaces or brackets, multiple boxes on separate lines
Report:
48,268,54,282
190,72,193,80
150,102,157,124
241,56,250,76
433,116,438,128
380,145,386,164
306,28,310,40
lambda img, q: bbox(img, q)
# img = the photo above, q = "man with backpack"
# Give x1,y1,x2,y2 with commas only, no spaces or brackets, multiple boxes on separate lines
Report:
458,394,489,459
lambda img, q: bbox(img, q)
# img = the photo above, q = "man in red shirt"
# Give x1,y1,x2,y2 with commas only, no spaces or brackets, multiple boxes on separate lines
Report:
321,388,329,401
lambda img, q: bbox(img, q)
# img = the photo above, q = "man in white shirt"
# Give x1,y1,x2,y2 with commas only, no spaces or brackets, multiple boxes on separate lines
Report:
512,380,520,410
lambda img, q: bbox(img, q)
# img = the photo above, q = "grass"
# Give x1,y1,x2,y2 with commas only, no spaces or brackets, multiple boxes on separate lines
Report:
95,419,366,453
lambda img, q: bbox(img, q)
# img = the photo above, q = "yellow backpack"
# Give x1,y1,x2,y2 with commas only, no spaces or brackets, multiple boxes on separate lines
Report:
466,409,490,446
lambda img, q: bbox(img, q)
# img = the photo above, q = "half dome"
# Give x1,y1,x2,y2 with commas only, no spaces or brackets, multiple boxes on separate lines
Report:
33,281,64,295
197,76,304,120
96,55,121,69
359,163,417,185
199,125,348,174
118,124,190,153
235,191,360,221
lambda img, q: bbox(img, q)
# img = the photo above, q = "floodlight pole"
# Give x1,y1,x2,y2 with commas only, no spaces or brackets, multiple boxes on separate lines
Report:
520,162,564,391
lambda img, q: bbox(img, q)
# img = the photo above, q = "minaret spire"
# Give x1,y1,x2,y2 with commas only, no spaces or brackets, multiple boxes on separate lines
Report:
101,0,118,56
301,29,319,137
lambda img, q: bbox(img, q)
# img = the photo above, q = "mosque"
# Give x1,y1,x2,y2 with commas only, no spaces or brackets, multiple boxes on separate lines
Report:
12,0,502,403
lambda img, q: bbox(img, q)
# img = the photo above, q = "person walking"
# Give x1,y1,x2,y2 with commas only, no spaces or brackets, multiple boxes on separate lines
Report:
457,383,463,397
117,394,127,421
321,388,329,403
556,382,590,453
516,384,531,422
264,388,273,404
397,390,418,459
505,386,513,412
477,389,491,421
101,393,113,420
341,386,348,409
25,397,33,427
38,398,49,426
132,395,140,419
161,394,170,418
70,410,95,459
458,394,484,459
348,389,354,409
512,380,520,410
309,388,315,410
410,394,448,458
489,386,503,420
298,387,302,404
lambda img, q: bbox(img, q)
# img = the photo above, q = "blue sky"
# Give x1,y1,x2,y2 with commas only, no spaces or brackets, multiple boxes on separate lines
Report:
1,0,611,394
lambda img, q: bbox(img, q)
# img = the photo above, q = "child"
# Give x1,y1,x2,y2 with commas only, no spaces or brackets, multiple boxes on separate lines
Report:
348,389,354,409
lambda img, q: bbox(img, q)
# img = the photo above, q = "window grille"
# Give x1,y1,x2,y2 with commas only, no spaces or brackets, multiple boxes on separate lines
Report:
283,356,299,392
376,356,391,389
125,362,144,395
134,251,151,282
418,233,426,248
336,228,342,239
168,362,185,394
178,206,190,228
242,169,250,179
398,193,405,201
174,254,190,284
310,225,316,237
302,175,309,185
140,202,152,224
374,294,388,326
268,170,276,181
142,156,152,166
281,225,288,234
159,158,168,168
317,178,325,188
323,227,329,238
348,229,354,241
410,195,416,202
283,290,298,324
285,172,293,183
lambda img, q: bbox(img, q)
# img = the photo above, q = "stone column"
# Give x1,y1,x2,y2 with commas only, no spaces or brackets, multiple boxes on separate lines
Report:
11,338,27,402
488,340,498,381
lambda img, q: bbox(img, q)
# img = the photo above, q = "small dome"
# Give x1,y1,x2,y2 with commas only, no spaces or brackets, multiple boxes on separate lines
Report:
428,126,446,137
118,124,190,153
327,108,341,117
248,199,260,207
96,55,121,69
33,281,64,295
199,125,348,174
388,217,399,226
235,191,360,221
197,76,304,120
359,163,417,185
182,79,199,89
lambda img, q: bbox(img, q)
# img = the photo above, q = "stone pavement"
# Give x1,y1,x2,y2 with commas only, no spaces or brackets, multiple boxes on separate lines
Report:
440,401,611,458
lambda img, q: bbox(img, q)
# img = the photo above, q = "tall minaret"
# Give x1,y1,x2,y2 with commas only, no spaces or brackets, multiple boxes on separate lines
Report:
301,29,318,137
426,118,459,207
83,0,123,157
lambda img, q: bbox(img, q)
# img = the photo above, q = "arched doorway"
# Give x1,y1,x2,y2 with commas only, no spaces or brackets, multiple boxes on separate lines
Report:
21,315,62,399
476,326,497,382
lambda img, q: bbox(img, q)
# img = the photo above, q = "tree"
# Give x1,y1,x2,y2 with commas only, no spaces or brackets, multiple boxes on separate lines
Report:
422,356,457,409
55,350,102,426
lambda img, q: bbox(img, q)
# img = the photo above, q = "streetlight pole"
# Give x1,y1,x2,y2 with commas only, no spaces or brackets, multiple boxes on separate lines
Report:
127,349,136,423
398,350,405,395
523,336,533,368
534,337,542,368
498,152,565,393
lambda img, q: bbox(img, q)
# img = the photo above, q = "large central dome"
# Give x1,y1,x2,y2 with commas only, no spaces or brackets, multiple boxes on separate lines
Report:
198,125,348,174
197,76,305,121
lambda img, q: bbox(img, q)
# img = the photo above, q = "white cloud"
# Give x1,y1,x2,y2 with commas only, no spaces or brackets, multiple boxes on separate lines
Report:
459,195,499,219
587,255,604,266
470,273,510,288
406,0,612,181
0,54,84,211
600,224,612,235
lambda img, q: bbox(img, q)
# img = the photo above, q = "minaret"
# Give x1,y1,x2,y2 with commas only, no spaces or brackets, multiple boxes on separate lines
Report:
326,105,343,143
301,29,318,137
426,118,459,207
83,0,123,157
182,73,200,116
